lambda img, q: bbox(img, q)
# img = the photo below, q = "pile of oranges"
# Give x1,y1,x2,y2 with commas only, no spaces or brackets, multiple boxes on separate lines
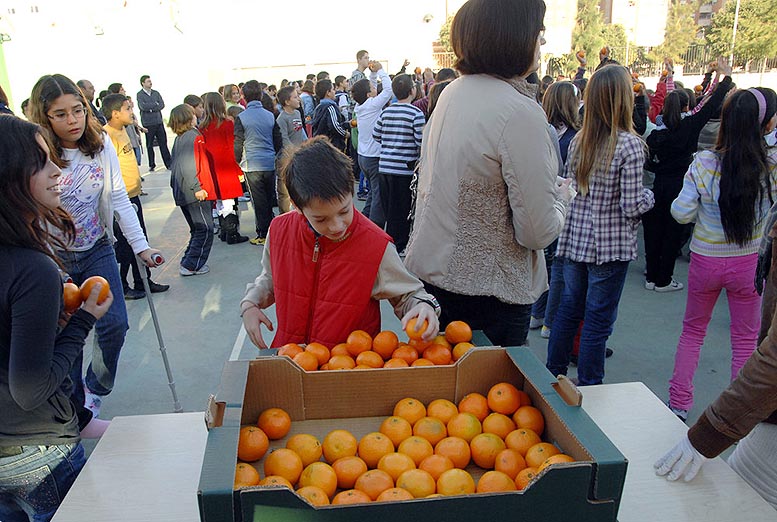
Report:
234,382,575,505
277,321,476,372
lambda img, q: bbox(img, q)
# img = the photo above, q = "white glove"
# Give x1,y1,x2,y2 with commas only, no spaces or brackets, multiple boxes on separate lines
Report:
654,435,708,482
556,177,577,204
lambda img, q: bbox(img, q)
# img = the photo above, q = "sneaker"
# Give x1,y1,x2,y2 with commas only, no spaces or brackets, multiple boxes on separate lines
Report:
249,236,266,246
237,195,251,203
139,189,149,196
667,402,689,422
357,194,367,201
123,287,145,300
605,347,613,358
83,384,102,418
654,279,684,293
644,280,655,290
139,280,170,293
529,316,543,330
540,326,550,339
179,264,210,276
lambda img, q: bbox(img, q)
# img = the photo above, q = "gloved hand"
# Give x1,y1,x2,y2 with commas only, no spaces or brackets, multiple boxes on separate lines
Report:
654,435,707,482
556,177,577,204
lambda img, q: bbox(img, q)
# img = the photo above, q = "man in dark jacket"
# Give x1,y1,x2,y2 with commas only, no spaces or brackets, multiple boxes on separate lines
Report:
136,75,171,171
311,79,350,152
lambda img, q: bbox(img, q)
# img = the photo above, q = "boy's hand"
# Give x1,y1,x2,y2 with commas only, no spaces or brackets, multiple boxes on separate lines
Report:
401,303,440,341
194,189,208,201
242,306,274,349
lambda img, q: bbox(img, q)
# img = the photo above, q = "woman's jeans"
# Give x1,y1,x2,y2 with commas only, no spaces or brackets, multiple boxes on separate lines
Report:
547,259,629,385
0,443,86,521
531,240,557,321
57,236,129,401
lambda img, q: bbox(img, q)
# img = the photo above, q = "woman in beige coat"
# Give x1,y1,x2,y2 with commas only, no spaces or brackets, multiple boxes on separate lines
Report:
405,0,573,346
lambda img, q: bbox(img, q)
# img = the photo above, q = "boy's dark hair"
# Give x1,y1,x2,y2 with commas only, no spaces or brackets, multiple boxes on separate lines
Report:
102,94,128,118
352,79,371,105
317,71,329,81
282,136,354,209
306,73,316,81
278,86,295,106
356,50,368,61
392,74,414,100
268,84,277,93
261,92,277,116
139,75,150,85
227,105,244,120
315,79,333,100
452,0,545,78
242,80,263,103
184,94,202,108
107,82,123,94
258,82,268,91
302,80,315,94
436,68,457,82
334,75,346,88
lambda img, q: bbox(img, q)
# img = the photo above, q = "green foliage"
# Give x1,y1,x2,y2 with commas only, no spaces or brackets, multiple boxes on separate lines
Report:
601,24,628,51
438,15,455,53
571,0,606,60
706,0,777,60
649,0,700,63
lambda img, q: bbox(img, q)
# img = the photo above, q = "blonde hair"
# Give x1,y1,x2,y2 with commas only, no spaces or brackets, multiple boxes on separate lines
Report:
168,104,196,136
573,65,635,196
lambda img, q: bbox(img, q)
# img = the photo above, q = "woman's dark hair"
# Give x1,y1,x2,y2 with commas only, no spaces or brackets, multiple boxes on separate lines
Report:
28,74,105,169
183,94,202,108
661,89,690,131
0,116,75,263
452,0,545,78
428,80,453,118
281,136,354,209
107,83,123,94
684,88,697,110
716,87,777,246
199,92,227,130
261,92,278,117
302,80,315,95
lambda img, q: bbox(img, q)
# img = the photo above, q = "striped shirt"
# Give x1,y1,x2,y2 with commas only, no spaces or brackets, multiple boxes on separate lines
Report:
671,148,777,257
373,103,425,176
557,132,655,264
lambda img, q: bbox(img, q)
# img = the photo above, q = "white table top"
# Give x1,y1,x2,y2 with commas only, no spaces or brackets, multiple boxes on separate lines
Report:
581,382,776,521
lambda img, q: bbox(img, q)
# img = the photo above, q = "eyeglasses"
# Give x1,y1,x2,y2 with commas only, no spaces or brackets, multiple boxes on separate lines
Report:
47,106,87,122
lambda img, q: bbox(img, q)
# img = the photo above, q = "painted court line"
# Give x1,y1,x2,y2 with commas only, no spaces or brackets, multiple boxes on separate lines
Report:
229,324,247,361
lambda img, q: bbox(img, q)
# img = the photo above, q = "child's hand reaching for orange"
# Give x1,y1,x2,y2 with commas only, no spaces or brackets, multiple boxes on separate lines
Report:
241,304,274,349
401,303,440,341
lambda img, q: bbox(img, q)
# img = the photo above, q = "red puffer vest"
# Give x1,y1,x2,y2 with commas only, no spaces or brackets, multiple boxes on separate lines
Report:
269,208,391,348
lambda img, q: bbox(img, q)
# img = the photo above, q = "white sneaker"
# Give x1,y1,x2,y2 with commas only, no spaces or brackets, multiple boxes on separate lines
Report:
654,279,684,293
644,281,656,290
83,383,102,418
179,264,210,276
529,316,543,329
540,326,551,339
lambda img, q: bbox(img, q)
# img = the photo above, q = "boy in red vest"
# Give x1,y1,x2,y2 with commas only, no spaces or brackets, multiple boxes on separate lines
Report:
240,136,440,349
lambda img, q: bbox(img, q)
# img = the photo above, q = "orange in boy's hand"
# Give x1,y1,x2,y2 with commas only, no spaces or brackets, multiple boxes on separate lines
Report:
80,275,110,304
63,282,83,313
405,318,428,340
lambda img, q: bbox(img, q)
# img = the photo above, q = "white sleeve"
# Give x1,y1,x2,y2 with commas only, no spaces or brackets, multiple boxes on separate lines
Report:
373,69,394,107
104,135,150,253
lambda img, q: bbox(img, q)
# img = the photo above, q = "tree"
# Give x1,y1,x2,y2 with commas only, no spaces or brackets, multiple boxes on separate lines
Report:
706,0,777,62
650,0,700,64
570,0,606,60
438,15,455,53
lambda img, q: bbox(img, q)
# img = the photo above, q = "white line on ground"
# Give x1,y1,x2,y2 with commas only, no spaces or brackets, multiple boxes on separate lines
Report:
230,324,247,361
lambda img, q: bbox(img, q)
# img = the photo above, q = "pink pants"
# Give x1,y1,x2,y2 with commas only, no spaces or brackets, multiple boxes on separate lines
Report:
669,252,761,411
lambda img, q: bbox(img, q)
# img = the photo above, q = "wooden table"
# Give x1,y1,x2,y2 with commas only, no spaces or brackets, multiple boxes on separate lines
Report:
52,384,776,521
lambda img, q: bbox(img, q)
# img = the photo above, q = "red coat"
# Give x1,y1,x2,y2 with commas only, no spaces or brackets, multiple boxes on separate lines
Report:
195,119,244,201
269,208,391,348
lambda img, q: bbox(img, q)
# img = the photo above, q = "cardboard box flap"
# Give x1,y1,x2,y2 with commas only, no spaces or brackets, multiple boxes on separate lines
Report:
205,395,225,429
243,357,305,423
454,347,525,401
214,361,251,409
198,425,239,522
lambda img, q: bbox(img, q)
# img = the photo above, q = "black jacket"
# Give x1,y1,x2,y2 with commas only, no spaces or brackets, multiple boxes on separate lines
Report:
311,98,349,151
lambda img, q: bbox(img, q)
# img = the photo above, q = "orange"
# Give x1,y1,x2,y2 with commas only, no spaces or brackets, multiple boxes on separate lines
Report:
293,351,318,371
505,428,541,456
304,342,330,366
482,412,516,440
330,343,349,356
346,330,373,357
354,469,394,500
516,390,532,407
234,462,260,489
63,282,83,313
512,405,545,436
257,408,291,440
412,358,434,367
237,426,269,462
392,345,419,365
322,429,358,463
331,456,368,489
277,343,303,358
426,399,458,425
419,454,454,481
452,342,475,361
515,467,538,490
408,338,432,354
372,331,399,360
379,416,413,447
404,317,428,341
285,433,322,467
384,358,409,368
258,475,293,488
487,382,522,415
434,436,471,469
80,275,110,304
263,448,303,484
397,468,436,498
328,354,356,370
525,442,560,469
577,50,586,58
424,345,452,365
436,468,476,496
470,433,506,469
355,350,384,368
298,462,338,498
432,335,451,349
296,485,330,506
458,392,489,422
446,412,482,443
377,452,416,481
494,448,526,479
600,46,609,55
444,320,472,344
357,432,395,469
476,470,517,493
376,487,414,502
354,364,372,370
537,453,575,473
331,489,372,505
413,417,448,446
393,398,427,426
397,436,434,466
320,363,330,371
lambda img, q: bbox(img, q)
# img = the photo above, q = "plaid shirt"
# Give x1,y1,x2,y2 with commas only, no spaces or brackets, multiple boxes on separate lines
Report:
557,132,654,264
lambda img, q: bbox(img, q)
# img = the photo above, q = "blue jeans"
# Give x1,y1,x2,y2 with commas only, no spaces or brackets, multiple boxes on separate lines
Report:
546,259,629,385
530,240,557,320
358,155,384,227
180,201,214,271
57,236,129,397
543,256,566,330
0,443,86,521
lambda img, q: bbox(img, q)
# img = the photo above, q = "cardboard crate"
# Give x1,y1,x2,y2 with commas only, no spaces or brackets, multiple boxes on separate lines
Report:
198,347,627,522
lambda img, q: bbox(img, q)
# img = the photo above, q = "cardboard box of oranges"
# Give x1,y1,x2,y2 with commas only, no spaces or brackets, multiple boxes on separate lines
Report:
198,347,627,521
